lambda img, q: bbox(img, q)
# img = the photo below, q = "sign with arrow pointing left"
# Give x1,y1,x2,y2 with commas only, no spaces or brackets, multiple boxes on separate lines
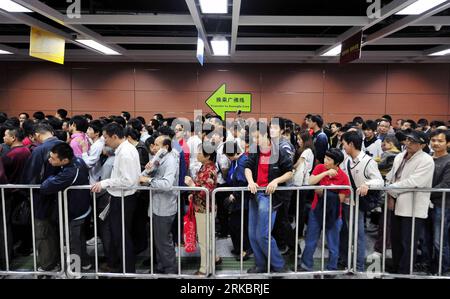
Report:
205,84,252,120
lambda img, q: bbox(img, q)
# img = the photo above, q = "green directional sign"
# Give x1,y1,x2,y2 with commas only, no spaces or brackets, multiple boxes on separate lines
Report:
205,84,252,120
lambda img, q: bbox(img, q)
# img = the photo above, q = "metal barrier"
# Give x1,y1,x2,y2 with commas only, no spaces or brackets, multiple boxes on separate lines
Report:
0,184,65,278
63,185,210,279
353,187,450,279
211,185,355,278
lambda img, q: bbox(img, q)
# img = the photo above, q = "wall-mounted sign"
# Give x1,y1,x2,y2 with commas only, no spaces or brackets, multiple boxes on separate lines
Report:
205,84,252,120
340,31,363,64
29,27,65,64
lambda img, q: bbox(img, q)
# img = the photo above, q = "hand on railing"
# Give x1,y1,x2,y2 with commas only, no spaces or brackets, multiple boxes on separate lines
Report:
248,182,259,194
357,184,369,197
91,182,103,193
388,195,395,211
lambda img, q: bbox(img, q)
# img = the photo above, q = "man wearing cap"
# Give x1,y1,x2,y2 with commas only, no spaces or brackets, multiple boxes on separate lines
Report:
386,130,435,274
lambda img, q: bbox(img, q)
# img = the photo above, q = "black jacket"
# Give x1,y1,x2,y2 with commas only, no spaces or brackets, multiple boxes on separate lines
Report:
245,141,293,210
40,157,91,221
431,154,450,207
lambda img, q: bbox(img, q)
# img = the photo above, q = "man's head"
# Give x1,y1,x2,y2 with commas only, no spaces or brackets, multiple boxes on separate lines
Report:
403,130,428,156
33,123,54,143
330,122,342,134
102,123,125,149
56,109,68,120
48,143,74,167
4,127,25,146
378,118,391,135
342,131,363,156
362,120,377,140
430,129,450,155
19,112,29,124
33,111,45,122
417,118,429,131
382,136,399,152
121,111,131,123
152,135,172,155
223,140,242,161
308,115,323,130
324,148,344,169
87,120,103,140
352,117,364,129
69,115,89,134
401,119,417,131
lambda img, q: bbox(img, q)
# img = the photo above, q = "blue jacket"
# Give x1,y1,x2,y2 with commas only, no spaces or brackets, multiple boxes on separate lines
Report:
22,137,62,220
40,157,91,221
226,154,249,211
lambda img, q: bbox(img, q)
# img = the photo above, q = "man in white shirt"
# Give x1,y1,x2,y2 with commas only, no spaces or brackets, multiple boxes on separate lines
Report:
81,120,105,185
91,123,141,273
340,131,384,272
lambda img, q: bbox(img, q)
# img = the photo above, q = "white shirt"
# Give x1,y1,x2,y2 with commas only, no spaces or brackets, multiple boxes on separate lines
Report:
187,135,202,179
346,151,384,189
364,137,383,160
100,140,141,197
301,148,314,185
82,136,105,184
216,142,231,185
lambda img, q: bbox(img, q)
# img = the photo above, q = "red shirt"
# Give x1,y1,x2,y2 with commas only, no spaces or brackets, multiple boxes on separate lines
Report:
311,164,351,216
256,149,271,187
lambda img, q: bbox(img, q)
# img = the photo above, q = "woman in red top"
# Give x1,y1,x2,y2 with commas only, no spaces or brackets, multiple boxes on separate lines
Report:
185,142,219,275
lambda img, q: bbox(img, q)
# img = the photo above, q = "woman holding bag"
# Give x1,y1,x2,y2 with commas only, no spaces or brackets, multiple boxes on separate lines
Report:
184,141,219,276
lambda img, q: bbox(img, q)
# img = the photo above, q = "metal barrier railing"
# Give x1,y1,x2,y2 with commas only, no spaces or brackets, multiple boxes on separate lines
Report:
63,185,210,279
211,185,355,278
0,185,65,278
353,187,450,279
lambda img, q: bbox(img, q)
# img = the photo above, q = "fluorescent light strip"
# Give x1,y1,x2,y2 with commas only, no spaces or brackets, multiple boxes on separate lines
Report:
211,38,229,56
0,0,32,12
0,49,12,54
429,48,450,56
396,0,447,15
76,39,121,55
321,44,342,56
199,0,228,14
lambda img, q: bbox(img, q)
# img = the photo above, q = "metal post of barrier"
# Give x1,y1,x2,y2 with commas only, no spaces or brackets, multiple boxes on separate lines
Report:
63,190,71,277
93,192,98,276
347,190,354,272
240,190,244,274
1,188,9,271
294,190,299,272
268,192,272,274
212,190,216,276
321,189,327,272
410,192,416,275
58,192,65,276
353,194,360,273
29,189,37,273
121,190,126,274
206,186,210,277
382,192,388,274
178,190,181,276
149,190,153,275
439,192,446,276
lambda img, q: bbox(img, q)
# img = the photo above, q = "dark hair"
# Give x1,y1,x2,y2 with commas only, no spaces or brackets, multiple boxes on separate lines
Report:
430,120,446,128
430,129,450,143
417,118,428,127
362,120,377,132
33,111,45,121
57,109,68,119
51,142,74,161
310,115,324,128
84,114,93,121
124,127,141,141
154,113,164,121
121,111,131,121
22,119,34,137
112,116,126,128
383,135,400,149
330,122,342,130
145,135,156,149
19,112,29,119
342,131,363,151
353,116,364,125
405,119,417,129
4,118,19,129
33,123,54,135
161,136,173,152
5,127,25,142
69,115,88,133
325,148,344,165
158,126,175,139
103,123,125,139
54,130,69,142
150,119,160,130
382,115,392,123
136,116,146,125
88,120,103,135
201,140,217,163
223,140,241,157
128,118,143,132
379,118,391,125
294,131,315,164
47,117,63,130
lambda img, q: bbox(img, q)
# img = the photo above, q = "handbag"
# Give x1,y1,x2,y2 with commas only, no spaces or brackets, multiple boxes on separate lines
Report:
347,159,383,212
183,198,197,253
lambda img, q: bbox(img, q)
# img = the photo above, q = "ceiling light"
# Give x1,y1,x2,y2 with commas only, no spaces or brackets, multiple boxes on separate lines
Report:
429,48,450,56
321,44,342,56
76,39,121,55
0,49,12,54
199,0,228,14
211,37,229,56
0,0,32,12
395,0,447,15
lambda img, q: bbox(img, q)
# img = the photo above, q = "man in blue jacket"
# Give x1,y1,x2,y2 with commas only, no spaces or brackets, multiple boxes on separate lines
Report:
22,123,62,271
40,143,92,271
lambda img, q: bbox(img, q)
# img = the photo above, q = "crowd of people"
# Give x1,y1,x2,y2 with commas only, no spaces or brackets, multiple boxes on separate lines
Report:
0,109,449,276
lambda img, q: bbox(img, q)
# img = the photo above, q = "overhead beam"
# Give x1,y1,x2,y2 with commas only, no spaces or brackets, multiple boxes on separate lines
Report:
365,1,450,45
185,0,212,55
239,16,370,26
63,14,195,26
231,0,241,55
316,0,419,56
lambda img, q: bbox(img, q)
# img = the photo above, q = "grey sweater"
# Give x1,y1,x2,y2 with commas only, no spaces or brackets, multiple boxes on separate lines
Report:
431,154,450,207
